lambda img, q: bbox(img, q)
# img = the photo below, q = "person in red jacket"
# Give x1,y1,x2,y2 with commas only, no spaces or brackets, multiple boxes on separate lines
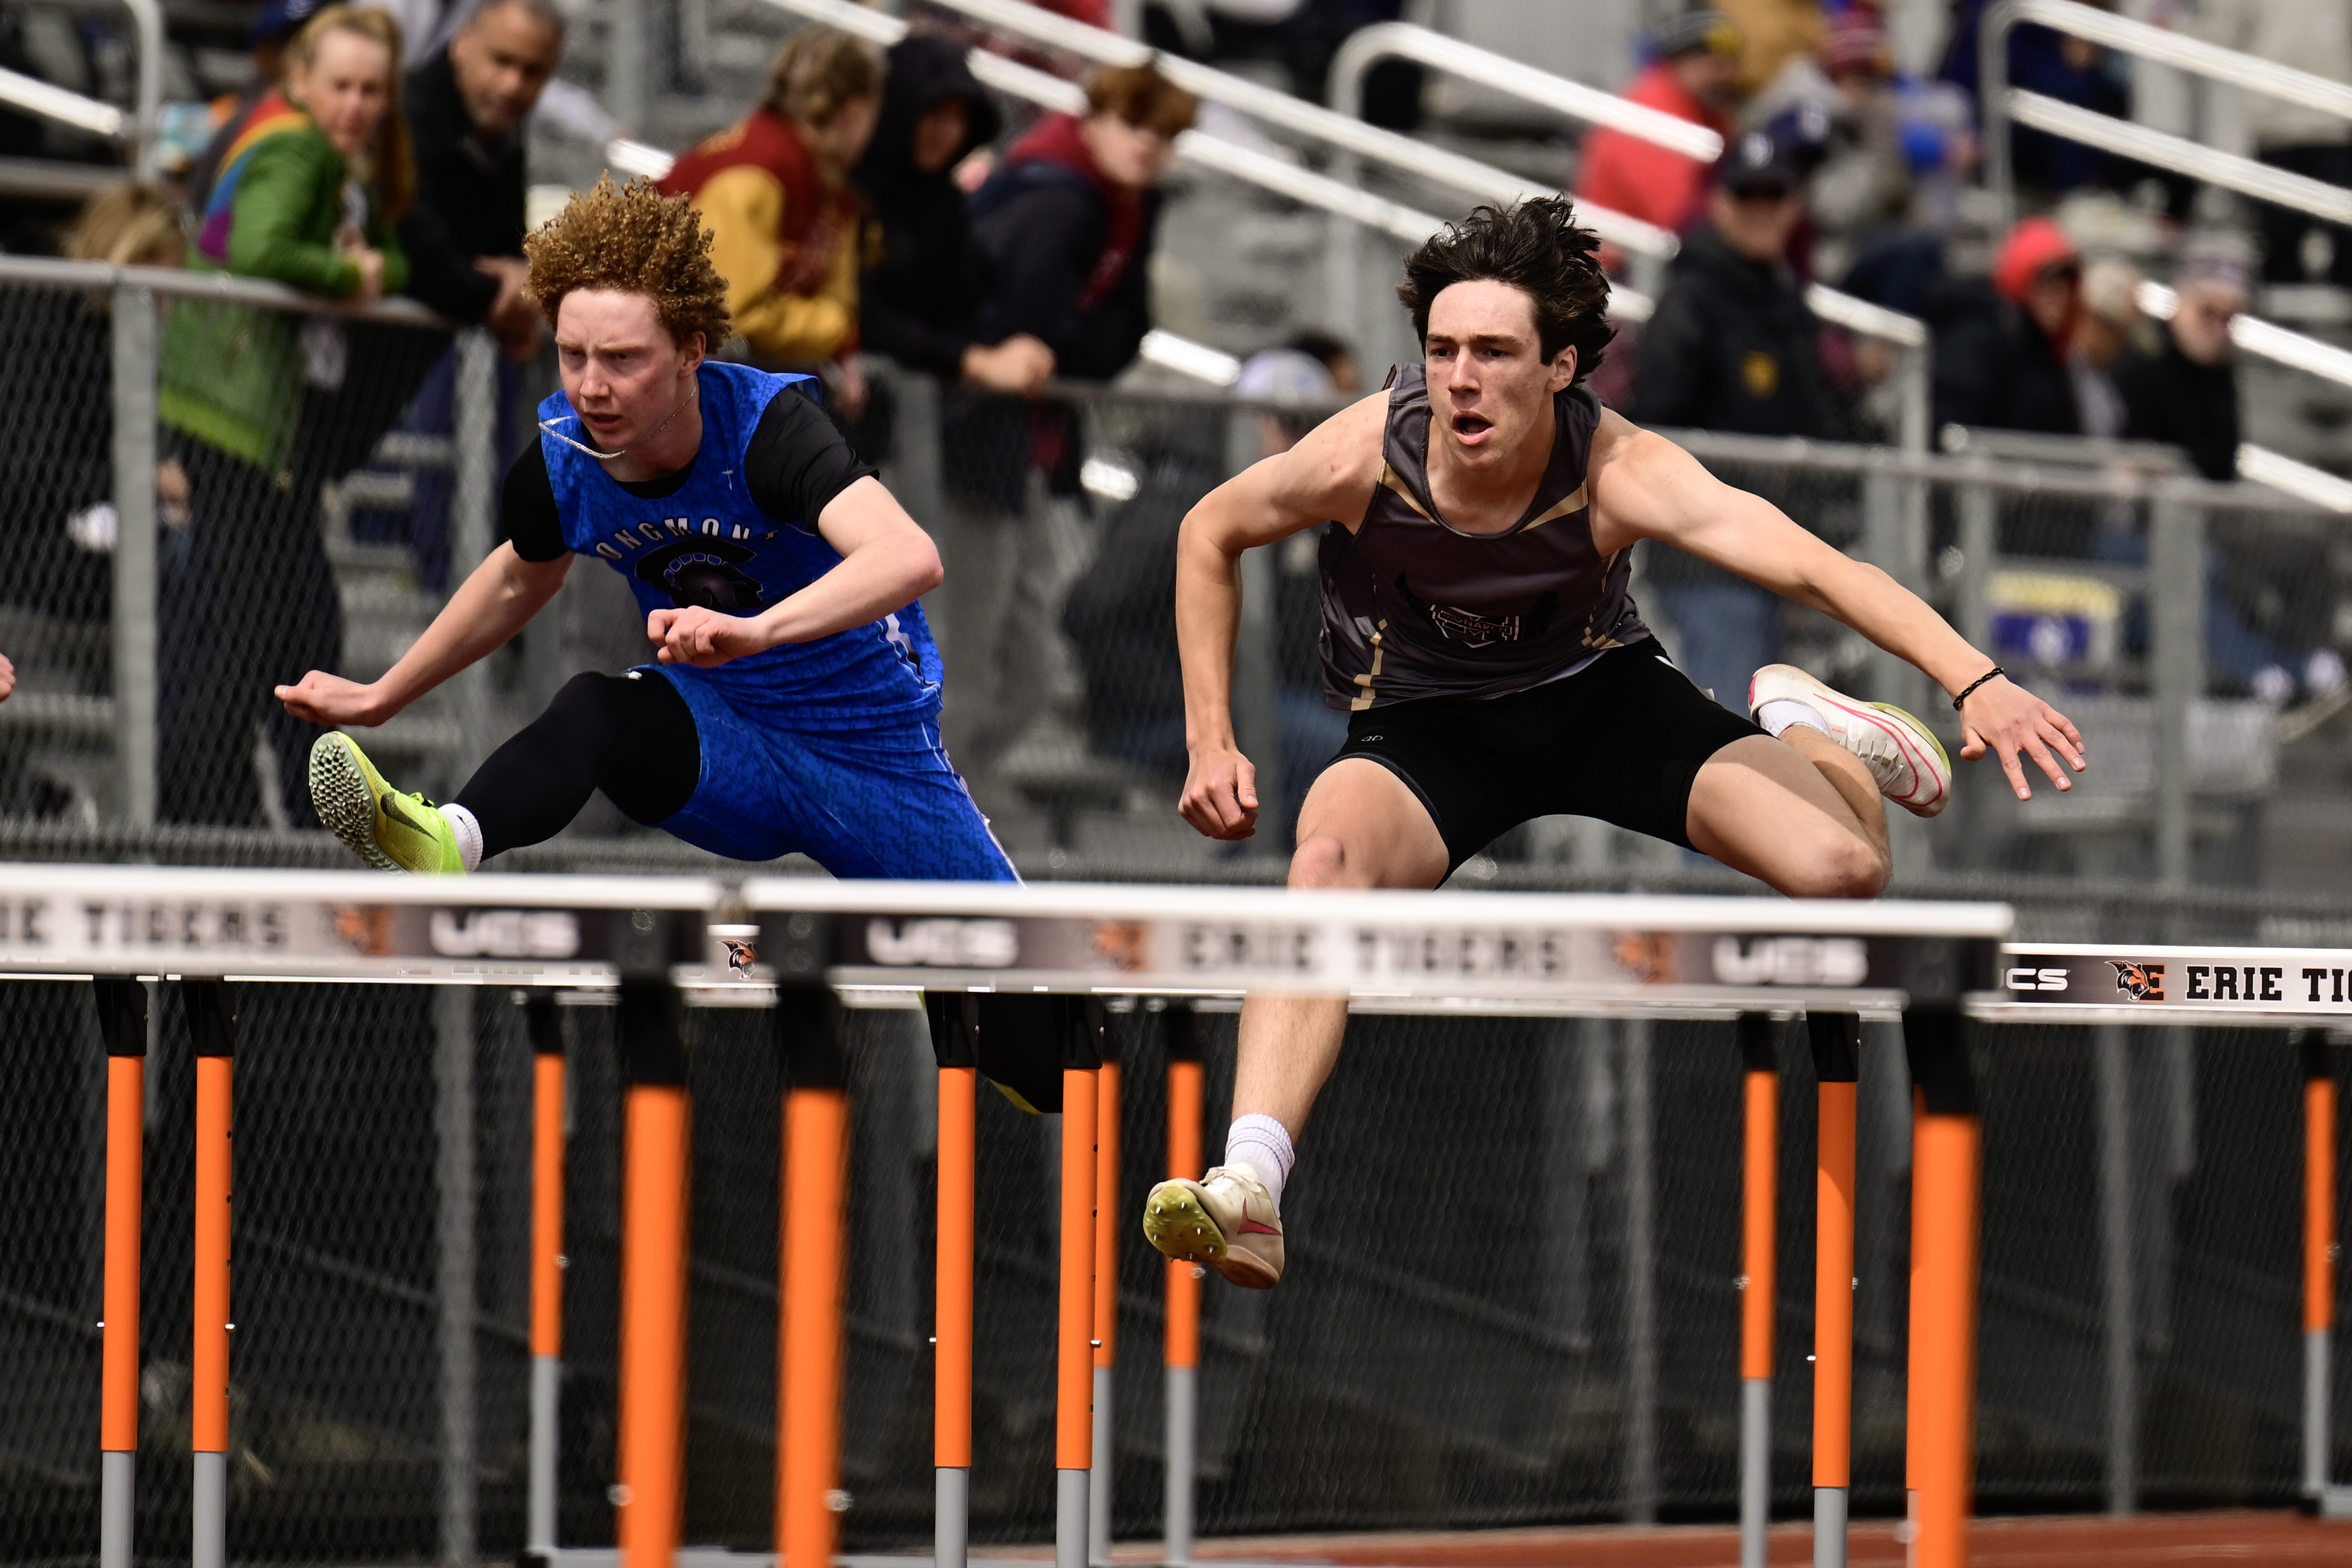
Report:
659,27,881,409
1574,9,1742,239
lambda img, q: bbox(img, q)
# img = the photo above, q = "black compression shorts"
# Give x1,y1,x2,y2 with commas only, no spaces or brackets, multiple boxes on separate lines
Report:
1325,641,1765,872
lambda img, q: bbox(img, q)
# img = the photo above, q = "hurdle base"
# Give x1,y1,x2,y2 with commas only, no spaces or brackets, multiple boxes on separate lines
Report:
2320,1484,2352,1520
1164,1363,1197,1567
1090,1366,1114,1566
193,1450,226,1568
937,1466,970,1568
529,1353,560,1559
1812,1486,1847,1568
100,1450,132,1568
1056,1467,1090,1568
1739,1378,1769,1568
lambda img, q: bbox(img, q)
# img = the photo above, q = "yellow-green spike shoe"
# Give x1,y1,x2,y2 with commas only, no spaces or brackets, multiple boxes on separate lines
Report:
308,731,467,874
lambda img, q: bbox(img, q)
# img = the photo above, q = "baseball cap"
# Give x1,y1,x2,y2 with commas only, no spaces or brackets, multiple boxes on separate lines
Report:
1652,9,1740,62
252,0,323,46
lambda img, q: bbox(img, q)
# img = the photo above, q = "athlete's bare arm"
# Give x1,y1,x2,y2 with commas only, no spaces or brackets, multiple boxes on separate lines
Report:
1176,392,1387,839
1586,409,2085,799
276,544,572,727
647,476,944,667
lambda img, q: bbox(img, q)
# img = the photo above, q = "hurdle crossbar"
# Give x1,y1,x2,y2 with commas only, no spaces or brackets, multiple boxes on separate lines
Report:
15,867,2051,1568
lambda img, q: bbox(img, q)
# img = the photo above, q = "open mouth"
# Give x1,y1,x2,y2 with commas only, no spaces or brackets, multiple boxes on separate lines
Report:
1452,413,1493,440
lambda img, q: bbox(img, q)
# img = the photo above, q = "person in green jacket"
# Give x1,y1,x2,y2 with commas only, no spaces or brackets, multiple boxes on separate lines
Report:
159,3,414,826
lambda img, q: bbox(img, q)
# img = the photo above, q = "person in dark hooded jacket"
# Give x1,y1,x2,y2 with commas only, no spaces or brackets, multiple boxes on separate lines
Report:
1927,216,2082,437
854,34,1054,393
932,62,1199,795
1630,127,1836,715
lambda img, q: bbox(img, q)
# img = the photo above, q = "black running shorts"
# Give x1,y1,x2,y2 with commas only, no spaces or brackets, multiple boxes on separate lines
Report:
1324,642,1766,871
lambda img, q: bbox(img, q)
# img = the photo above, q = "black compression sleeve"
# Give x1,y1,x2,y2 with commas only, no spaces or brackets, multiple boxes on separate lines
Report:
743,384,878,529
455,670,701,859
502,440,567,561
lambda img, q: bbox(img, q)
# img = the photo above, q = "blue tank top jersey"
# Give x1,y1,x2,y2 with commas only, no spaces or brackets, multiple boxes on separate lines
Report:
538,361,941,728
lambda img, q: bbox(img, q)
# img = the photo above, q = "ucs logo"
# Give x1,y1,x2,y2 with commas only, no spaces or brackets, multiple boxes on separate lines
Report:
866,917,1018,968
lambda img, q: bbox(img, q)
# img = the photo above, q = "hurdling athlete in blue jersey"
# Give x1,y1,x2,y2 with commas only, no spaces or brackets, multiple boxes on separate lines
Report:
275,175,1015,881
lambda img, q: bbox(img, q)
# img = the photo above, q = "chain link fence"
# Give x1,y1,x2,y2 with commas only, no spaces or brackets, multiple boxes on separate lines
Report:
6,982,2352,1560
4,260,2348,893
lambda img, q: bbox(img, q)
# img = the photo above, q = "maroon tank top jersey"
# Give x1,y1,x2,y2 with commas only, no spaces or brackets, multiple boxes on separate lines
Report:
1317,363,1651,710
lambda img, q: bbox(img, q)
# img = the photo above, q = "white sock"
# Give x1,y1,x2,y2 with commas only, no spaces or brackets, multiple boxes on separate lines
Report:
439,803,484,873
1756,698,1830,739
1223,1114,1295,1209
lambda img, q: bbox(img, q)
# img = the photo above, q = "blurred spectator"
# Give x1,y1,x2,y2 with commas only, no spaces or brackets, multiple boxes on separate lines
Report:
160,4,412,827
2117,242,2246,483
190,0,322,210
661,29,881,410
2201,0,2352,286
2112,239,2343,703
967,62,1195,380
1575,11,1741,242
1720,0,1826,98
1940,0,2126,196
2069,255,2144,440
395,0,562,590
1141,0,1416,118
1749,11,1919,280
1061,332,1355,847
1632,131,1833,439
1929,215,2080,435
942,62,1198,791
1631,128,1833,713
1,184,189,637
0,653,12,703
399,0,559,349
853,35,1054,394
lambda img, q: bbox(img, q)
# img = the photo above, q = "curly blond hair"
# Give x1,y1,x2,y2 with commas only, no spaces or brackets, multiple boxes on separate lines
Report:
524,175,733,347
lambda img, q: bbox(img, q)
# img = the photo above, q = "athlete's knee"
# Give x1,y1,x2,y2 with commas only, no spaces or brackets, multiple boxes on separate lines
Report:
1790,833,1889,900
1287,833,1352,890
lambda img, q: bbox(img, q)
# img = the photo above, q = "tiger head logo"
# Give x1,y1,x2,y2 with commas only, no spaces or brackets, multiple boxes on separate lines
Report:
2110,961,2163,1001
720,937,757,974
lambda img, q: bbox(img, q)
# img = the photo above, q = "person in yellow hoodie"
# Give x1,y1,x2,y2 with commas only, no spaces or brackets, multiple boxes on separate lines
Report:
659,28,881,412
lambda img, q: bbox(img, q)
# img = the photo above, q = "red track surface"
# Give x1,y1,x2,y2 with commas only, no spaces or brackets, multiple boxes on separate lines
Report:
1154,1512,2352,1566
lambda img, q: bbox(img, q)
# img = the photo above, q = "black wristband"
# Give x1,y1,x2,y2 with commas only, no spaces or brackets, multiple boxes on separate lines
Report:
1951,666,2005,711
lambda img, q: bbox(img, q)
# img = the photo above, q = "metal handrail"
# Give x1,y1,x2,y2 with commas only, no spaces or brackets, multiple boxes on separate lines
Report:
2005,89,2352,225
870,0,1680,259
1662,424,2330,516
1983,0,2352,229
0,66,125,140
1324,21,1723,162
0,253,448,326
2137,278,2352,396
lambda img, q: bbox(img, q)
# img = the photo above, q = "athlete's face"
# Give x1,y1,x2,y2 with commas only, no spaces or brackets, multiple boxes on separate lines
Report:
1422,281,1576,468
554,289,706,460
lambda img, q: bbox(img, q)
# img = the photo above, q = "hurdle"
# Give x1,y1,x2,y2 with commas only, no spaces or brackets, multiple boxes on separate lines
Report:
523,992,567,1564
1163,1002,1205,1567
1735,1012,1776,1568
1986,945,2352,1526
1808,1011,1862,1568
16,867,2024,1568
739,877,2010,1568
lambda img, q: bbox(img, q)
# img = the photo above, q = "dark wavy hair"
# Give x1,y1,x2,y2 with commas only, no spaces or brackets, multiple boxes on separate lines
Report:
1396,198,1615,382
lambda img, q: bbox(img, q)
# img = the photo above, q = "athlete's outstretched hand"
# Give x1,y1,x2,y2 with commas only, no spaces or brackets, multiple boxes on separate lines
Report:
278,670,389,727
1180,743,1260,840
649,606,765,667
1957,673,2085,800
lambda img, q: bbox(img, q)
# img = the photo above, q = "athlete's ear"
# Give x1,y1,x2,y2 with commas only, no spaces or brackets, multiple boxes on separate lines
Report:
677,330,707,376
1547,345,1578,394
